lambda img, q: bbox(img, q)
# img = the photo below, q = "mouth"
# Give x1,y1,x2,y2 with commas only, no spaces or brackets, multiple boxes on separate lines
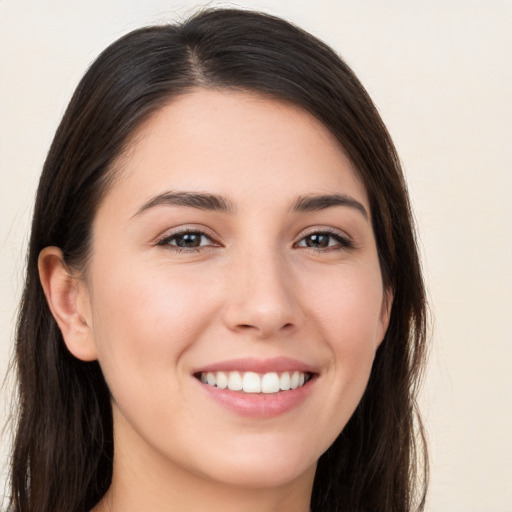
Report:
195,370,314,394
192,357,319,417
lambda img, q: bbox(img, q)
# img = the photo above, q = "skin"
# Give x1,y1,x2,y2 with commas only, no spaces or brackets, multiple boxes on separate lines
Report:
39,89,392,512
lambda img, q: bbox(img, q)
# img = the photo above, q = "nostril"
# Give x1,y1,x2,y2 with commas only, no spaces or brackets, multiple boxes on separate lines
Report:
237,322,294,332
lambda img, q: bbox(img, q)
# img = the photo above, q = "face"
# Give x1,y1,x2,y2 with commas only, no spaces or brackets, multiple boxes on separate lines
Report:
78,89,390,490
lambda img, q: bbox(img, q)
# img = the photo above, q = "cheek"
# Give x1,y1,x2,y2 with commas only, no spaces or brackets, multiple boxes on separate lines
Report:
88,259,218,389
307,262,385,349
302,264,384,429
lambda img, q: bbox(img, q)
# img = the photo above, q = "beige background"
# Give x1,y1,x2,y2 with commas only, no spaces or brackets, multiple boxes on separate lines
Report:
1,1,511,510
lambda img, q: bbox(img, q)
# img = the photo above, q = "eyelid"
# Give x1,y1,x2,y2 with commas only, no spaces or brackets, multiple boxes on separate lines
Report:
294,227,355,250
153,225,354,252
155,225,221,248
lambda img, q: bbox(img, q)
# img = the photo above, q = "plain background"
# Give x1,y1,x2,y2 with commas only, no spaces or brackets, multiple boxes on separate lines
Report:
0,1,511,511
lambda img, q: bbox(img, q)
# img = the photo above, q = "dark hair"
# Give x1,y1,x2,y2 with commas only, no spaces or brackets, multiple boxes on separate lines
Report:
9,8,428,512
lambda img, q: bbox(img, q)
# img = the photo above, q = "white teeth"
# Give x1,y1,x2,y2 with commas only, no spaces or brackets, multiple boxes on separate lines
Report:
279,372,291,390
216,371,228,389
290,371,300,389
261,372,280,393
243,372,261,393
199,370,310,393
228,371,243,391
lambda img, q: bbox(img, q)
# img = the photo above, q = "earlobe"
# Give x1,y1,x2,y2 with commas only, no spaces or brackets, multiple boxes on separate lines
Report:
38,247,98,361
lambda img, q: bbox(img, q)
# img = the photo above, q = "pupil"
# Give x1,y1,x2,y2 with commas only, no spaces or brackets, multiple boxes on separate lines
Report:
307,234,328,248
179,233,200,247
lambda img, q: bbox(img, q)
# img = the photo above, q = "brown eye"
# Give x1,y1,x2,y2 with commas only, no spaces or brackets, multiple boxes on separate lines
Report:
304,234,330,248
174,233,204,248
296,232,353,250
158,230,213,250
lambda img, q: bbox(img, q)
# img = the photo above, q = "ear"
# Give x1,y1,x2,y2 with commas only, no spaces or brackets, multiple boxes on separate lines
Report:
38,246,98,361
376,287,394,348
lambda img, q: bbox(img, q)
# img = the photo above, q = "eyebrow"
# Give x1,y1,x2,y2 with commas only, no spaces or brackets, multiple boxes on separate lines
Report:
133,191,368,220
133,191,236,217
292,194,369,220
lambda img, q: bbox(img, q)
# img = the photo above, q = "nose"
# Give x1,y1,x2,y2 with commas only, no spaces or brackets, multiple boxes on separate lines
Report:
221,249,300,339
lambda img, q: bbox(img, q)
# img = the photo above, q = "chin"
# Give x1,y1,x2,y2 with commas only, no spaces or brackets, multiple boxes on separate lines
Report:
206,458,316,489
191,437,320,489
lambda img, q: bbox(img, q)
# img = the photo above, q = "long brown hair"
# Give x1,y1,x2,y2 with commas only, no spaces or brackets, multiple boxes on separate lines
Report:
9,8,428,512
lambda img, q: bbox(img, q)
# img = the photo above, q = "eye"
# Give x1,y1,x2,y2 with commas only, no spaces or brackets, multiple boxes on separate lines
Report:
295,231,353,251
157,229,217,251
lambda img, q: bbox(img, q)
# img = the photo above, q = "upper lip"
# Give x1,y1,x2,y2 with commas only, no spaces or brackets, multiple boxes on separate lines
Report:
193,356,319,375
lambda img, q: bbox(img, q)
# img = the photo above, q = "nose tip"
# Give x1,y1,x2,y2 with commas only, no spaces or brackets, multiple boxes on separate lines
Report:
234,313,295,339
222,262,299,339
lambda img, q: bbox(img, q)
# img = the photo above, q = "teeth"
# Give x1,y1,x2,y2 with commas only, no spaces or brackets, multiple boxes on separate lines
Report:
216,371,228,389
261,372,280,393
206,372,216,386
279,372,291,390
228,371,242,391
199,370,310,393
243,372,261,393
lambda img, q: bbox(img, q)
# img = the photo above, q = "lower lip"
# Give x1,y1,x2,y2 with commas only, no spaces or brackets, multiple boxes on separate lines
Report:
196,378,316,418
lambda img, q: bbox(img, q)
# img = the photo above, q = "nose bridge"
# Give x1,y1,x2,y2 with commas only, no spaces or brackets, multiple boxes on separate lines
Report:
223,240,297,338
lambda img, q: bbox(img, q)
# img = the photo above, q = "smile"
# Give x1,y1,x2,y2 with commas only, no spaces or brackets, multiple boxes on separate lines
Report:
198,370,312,394
193,357,318,417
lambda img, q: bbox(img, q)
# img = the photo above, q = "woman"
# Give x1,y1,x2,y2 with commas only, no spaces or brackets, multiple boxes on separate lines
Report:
9,8,428,512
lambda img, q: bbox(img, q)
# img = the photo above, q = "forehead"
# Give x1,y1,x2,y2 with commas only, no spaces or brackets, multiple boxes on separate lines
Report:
103,88,369,216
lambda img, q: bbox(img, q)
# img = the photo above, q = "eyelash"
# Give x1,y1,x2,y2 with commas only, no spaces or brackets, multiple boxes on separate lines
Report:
156,229,217,253
295,229,354,251
156,228,354,253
